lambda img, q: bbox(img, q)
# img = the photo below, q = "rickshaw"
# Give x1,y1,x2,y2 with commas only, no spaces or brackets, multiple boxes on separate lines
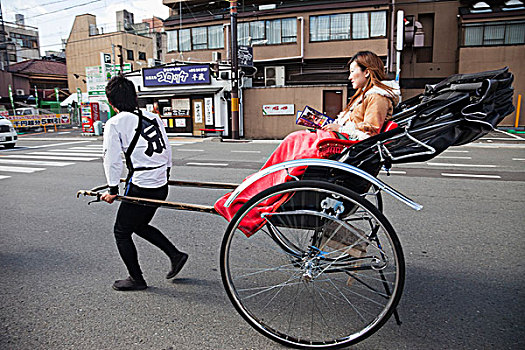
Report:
78,67,515,349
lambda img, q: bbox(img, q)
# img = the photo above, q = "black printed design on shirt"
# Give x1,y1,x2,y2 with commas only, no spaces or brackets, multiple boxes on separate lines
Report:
140,117,166,157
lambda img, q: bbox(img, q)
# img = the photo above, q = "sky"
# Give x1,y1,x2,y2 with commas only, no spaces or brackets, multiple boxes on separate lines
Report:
2,0,170,55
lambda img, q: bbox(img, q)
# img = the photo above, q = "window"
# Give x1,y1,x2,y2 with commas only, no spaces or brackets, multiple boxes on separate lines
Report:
463,20,525,46
192,27,208,50
167,30,178,52
179,28,191,51
208,25,224,49
9,33,38,48
266,19,282,44
239,18,296,46
167,25,224,51
282,18,297,43
126,49,134,60
310,11,386,42
311,15,330,41
352,12,369,39
138,51,146,60
370,11,387,37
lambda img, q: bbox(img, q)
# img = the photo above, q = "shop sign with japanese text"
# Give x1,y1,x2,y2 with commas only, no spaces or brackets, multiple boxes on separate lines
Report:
143,65,210,87
262,104,295,116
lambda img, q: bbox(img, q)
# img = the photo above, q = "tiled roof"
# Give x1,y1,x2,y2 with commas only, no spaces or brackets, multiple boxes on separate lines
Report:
9,59,67,76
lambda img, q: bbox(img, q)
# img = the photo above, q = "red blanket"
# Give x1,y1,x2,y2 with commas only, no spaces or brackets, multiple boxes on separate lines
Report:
214,129,339,236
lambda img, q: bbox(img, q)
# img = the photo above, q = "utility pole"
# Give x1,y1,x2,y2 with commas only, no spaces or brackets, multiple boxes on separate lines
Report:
117,44,123,73
0,0,10,70
112,44,116,77
229,0,239,139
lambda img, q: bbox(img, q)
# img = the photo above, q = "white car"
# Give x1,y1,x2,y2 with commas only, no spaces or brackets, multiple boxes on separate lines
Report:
0,115,17,148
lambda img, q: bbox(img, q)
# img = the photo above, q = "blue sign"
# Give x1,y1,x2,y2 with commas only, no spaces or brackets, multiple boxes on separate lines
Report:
143,65,211,87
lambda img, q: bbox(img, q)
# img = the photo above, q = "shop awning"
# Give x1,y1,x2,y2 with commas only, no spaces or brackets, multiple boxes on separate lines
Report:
60,92,90,106
138,87,224,98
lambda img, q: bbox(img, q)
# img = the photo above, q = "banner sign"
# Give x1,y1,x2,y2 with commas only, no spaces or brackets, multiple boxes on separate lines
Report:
238,46,253,67
86,64,132,96
8,114,71,128
8,85,15,110
262,104,295,116
204,97,214,125
143,65,211,87
77,88,82,104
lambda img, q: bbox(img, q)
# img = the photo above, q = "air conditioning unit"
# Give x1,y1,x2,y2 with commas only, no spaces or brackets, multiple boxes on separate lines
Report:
265,66,285,87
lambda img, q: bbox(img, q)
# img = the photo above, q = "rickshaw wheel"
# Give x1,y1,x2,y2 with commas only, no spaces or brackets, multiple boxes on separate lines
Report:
220,180,405,349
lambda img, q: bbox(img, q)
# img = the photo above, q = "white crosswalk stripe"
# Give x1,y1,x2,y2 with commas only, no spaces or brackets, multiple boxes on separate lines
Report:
71,145,103,149
54,148,102,153
0,159,74,166
28,151,103,157
0,165,45,173
0,143,104,179
2,155,98,161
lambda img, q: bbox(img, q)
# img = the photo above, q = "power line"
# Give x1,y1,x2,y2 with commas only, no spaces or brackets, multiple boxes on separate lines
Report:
9,0,74,12
24,0,102,20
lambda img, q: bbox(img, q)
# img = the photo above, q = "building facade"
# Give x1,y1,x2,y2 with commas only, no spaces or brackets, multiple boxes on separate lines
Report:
1,15,40,69
65,13,155,93
156,0,524,138
0,59,68,112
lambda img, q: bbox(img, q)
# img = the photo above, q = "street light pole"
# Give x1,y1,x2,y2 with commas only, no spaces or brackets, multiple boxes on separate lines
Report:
229,0,239,139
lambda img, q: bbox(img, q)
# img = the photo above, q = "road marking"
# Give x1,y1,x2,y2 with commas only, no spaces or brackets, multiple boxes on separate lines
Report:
435,156,472,159
28,151,102,157
0,159,74,166
170,141,196,145
426,162,498,168
186,162,229,167
57,131,71,134
18,137,89,141
69,147,103,151
512,158,525,161
481,137,524,141
53,148,102,154
443,150,469,153
441,173,501,179
176,149,204,152
2,155,97,161
493,129,525,140
27,141,91,149
231,150,262,153
0,175,10,180
0,165,45,173
379,170,406,175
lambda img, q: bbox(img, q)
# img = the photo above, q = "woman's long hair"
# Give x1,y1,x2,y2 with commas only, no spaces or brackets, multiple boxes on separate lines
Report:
345,51,395,110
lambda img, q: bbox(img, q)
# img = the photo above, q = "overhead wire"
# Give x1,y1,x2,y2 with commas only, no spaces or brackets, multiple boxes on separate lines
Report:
22,0,103,20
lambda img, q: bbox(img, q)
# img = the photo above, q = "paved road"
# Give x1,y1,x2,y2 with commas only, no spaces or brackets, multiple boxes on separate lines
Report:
0,129,524,349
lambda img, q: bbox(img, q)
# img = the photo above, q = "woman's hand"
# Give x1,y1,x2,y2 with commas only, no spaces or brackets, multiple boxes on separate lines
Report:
322,123,341,132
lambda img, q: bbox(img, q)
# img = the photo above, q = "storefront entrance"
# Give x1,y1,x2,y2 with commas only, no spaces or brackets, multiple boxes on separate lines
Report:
140,96,217,134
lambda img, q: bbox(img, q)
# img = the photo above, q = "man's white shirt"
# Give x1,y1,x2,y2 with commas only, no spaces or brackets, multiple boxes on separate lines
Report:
103,110,172,189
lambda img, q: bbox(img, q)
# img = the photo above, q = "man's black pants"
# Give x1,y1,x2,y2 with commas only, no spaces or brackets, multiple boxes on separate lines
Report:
113,183,179,280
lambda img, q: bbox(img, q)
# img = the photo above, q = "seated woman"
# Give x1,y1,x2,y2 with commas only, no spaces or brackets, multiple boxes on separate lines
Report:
215,51,400,228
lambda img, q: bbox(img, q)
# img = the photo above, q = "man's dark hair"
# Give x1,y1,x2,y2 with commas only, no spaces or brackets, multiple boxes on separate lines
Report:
105,75,138,112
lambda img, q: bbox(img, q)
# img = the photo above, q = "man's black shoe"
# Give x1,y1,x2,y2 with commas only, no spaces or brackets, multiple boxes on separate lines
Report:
166,252,188,279
112,276,147,291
